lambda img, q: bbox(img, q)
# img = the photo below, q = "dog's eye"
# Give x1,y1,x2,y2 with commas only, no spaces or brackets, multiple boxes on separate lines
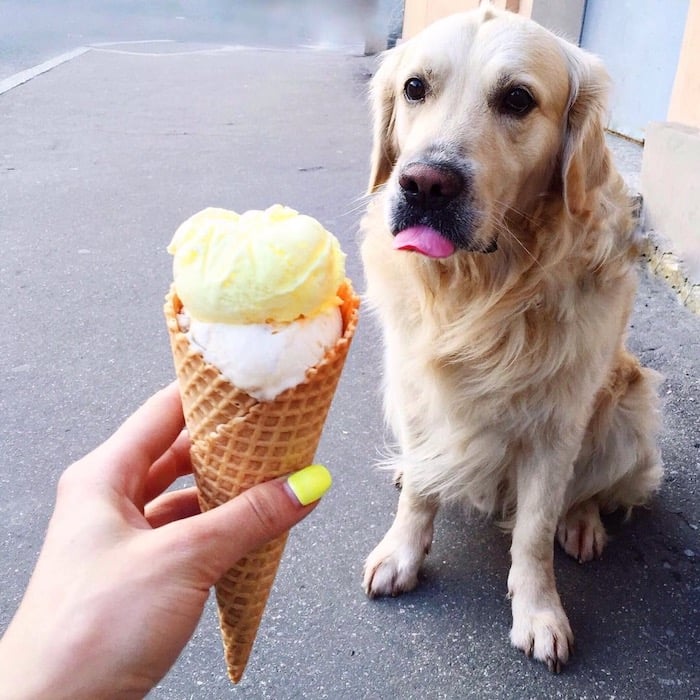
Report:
404,77,427,103
500,87,535,116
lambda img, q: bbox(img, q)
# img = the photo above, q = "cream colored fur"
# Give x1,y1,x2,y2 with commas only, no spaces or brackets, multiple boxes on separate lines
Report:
361,7,662,671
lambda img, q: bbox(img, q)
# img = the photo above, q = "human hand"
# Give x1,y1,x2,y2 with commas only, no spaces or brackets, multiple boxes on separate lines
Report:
0,382,331,699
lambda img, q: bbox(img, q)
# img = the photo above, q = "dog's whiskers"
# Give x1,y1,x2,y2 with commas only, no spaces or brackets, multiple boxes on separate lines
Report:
341,191,374,219
488,211,548,274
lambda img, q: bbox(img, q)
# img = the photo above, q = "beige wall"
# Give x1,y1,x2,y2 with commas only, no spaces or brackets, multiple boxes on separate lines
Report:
668,0,700,128
403,0,582,41
403,0,526,39
403,0,480,39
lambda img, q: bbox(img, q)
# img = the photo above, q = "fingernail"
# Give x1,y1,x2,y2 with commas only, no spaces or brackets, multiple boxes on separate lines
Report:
286,465,332,506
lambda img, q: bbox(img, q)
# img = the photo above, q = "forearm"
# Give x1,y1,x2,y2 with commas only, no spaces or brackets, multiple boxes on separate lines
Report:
0,599,152,700
0,616,87,700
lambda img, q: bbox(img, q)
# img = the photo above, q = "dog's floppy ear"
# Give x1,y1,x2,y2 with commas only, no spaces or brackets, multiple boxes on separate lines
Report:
560,46,612,217
367,49,402,194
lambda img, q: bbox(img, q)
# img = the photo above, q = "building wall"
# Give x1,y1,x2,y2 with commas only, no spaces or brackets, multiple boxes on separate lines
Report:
579,0,689,141
527,0,585,42
669,0,700,128
402,0,582,39
403,0,480,38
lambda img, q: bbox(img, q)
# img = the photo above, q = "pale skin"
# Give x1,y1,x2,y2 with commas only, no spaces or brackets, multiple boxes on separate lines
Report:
0,382,321,699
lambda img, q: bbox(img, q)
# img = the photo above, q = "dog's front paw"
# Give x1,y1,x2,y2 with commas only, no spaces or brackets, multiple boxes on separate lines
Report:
363,533,429,598
557,500,607,562
509,595,574,672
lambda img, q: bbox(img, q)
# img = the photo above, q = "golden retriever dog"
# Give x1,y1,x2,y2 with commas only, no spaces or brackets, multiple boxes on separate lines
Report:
360,6,662,671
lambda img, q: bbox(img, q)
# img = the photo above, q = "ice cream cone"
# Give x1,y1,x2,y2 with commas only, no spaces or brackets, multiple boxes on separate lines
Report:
164,280,359,683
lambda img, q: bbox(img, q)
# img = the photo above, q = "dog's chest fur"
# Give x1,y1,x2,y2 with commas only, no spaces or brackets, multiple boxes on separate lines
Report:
361,201,635,513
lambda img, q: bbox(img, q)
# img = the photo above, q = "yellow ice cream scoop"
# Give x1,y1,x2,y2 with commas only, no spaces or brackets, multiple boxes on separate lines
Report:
168,204,346,324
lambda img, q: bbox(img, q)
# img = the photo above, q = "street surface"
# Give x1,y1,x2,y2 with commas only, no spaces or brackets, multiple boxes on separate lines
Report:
0,0,396,80
0,5,698,698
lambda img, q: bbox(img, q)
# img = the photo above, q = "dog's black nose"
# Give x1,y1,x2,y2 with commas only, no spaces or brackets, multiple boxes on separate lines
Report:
399,162,464,209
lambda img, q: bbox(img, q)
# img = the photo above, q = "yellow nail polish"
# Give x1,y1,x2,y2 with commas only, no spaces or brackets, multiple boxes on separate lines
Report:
287,464,332,506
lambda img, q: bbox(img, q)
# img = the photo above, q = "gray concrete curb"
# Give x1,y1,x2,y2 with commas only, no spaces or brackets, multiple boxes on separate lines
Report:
640,230,700,314
608,132,700,316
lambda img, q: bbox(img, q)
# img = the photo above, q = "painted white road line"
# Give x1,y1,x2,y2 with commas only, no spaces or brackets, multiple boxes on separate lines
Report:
88,45,239,57
0,41,362,97
0,47,90,95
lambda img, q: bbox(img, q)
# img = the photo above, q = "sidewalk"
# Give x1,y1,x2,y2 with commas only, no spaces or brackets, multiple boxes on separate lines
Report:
0,44,697,699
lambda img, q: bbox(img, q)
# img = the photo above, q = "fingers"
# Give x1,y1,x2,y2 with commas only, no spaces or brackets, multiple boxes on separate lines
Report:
142,430,192,506
165,466,332,585
145,486,201,528
193,480,317,583
97,382,185,497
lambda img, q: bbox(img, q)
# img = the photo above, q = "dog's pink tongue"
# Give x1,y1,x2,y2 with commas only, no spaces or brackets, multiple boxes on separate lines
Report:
393,226,455,258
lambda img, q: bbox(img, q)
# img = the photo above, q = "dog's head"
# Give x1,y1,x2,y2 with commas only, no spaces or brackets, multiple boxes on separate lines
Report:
367,7,612,258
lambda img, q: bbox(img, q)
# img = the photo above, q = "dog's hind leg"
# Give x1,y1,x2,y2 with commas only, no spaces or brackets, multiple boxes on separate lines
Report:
556,499,607,562
363,484,438,597
594,362,663,513
557,356,663,563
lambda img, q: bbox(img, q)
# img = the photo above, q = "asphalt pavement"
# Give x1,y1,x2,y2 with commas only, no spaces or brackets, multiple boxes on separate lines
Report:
0,40,698,699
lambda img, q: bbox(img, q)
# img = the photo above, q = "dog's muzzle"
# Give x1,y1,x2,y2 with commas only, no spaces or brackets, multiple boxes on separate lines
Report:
389,154,496,255
398,162,464,211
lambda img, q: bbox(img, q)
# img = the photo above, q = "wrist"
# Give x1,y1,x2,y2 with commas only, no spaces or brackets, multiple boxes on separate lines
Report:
0,611,145,700
0,622,60,700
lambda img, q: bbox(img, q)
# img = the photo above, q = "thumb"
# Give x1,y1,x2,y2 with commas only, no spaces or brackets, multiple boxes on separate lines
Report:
175,465,332,584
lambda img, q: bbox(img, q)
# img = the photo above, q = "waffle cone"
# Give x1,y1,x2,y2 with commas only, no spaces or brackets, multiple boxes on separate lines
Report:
164,280,359,683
